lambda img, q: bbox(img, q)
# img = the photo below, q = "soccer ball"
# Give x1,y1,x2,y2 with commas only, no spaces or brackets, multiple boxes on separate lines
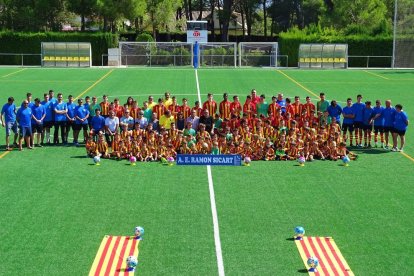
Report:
167,156,174,166
342,155,350,166
93,156,100,165
307,256,319,272
126,255,138,270
134,226,144,239
129,156,137,165
294,226,305,240
298,156,306,166
244,156,251,166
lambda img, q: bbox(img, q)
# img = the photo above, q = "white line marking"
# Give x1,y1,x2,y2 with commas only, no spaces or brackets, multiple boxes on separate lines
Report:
107,94,197,98
196,69,225,276
207,165,225,276
195,69,202,103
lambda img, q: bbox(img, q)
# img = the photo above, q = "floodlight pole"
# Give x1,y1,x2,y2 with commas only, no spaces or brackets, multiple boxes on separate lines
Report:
392,0,398,68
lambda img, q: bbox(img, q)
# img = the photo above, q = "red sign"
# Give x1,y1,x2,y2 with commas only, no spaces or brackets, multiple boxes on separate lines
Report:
193,31,200,37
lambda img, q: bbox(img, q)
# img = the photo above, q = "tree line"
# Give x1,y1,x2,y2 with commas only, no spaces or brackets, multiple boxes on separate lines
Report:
0,0,406,41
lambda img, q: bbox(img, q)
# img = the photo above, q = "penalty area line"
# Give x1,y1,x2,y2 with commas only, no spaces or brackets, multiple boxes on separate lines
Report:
0,151,11,159
195,69,225,276
276,70,319,98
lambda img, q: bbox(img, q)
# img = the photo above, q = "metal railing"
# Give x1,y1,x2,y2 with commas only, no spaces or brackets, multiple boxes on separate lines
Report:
0,53,42,66
348,56,393,68
101,54,192,67
277,55,289,68
101,53,289,68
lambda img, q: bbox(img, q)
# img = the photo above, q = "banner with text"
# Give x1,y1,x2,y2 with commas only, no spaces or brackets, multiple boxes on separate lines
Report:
177,154,242,166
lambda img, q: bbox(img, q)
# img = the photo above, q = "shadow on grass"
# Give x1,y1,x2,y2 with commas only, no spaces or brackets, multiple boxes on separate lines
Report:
349,148,389,155
71,155,88,158
286,237,295,241
297,269,309,273
382,71,414,75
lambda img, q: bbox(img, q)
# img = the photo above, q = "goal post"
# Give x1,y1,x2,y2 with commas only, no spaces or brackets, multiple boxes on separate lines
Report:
119,42,193,67
393,0,414,68
198,42,237,68
238,42,279,67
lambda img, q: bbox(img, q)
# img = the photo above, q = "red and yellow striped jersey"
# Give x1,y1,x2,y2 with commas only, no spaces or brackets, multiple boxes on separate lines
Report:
219,100,232,120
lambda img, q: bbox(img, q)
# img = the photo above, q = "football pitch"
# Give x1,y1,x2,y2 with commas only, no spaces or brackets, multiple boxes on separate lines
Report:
0,67,413,275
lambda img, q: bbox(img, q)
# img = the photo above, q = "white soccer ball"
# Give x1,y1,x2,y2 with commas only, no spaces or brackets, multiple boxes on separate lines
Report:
126,255,138,268
93,156,100,164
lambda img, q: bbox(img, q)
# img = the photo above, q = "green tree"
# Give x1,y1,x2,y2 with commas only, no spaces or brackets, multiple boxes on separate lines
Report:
66,0,98,31
320,0,391,35
121,0,147,32
146,0,183,40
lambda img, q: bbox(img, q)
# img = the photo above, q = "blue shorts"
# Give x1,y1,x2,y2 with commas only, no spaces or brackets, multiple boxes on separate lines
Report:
393,128,406,136
19,126,32,137
383,126,393,133
353,121,363,129
31,123,43,133
341,123,354,132
374,125,384,133
363,124,373,131
6,121,18,136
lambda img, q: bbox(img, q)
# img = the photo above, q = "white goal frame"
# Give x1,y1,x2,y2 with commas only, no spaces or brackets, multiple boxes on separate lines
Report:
238,42,279,67
118,42,193,67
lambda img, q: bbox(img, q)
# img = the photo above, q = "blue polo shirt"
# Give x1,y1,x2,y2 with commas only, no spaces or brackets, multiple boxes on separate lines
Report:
372,106,385,126
362,107,374,125
31,105,45,124
67,102,77,120
327,104,343,123
49,97,58,106
54,102,67,122
1,103,16,123
84,103,90,113
277,99,286,113
17,107,32,127
75,105,89,125
41,100,54,122
342,106,354,125
91,115,105,131
394,111,408,131
352,102,365,122
382,107,395,127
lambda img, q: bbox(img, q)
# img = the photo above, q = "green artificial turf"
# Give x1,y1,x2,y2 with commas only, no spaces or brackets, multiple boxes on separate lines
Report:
0,67,413,275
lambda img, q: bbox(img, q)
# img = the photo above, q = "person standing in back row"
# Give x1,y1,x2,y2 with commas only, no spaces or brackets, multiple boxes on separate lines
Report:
54,93,68,145
392,104,409,152
17,100,33,150
352,94,365,147
1,97,18,150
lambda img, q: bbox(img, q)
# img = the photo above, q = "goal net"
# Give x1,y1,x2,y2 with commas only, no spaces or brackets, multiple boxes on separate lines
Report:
119,42,193,67
393,0,414,68
198,43,237,67
239,42,278,67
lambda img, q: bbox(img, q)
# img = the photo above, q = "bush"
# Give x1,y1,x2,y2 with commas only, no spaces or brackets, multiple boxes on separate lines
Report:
136,33,153,42
0,32,118,66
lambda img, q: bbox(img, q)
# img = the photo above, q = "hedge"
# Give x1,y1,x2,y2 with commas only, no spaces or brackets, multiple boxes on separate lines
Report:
0,32,118,66
279,30,393,67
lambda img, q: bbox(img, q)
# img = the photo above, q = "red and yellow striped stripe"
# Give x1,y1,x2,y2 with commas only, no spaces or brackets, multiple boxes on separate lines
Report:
89,236,140,276
295,236,354,276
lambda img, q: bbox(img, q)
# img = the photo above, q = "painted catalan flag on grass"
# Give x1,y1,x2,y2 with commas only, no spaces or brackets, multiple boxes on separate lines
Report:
295,236,354,276
89,235,140,276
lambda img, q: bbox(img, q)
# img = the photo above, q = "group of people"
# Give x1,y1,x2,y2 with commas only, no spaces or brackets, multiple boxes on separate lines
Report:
1,89,409,162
